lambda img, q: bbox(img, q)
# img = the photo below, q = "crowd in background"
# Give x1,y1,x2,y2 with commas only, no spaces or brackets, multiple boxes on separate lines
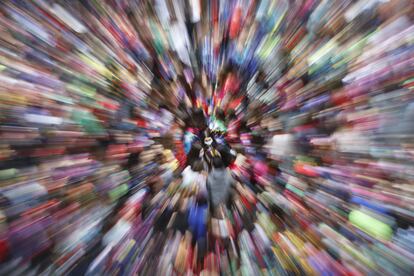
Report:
0,0,413,275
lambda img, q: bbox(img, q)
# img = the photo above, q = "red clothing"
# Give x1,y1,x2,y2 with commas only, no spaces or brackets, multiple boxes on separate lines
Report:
229,6,242,39
136,119,147,128
0,239,9,262
174,140,187,168
223,74,239,96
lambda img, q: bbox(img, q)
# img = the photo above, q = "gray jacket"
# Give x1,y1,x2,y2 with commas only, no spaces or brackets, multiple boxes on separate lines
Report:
207,168,234,207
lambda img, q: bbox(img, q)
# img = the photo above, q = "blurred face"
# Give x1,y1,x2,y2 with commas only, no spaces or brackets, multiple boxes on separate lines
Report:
149,177,163,193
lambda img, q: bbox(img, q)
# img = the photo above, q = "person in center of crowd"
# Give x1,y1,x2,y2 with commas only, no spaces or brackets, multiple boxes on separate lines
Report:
202,137,221,169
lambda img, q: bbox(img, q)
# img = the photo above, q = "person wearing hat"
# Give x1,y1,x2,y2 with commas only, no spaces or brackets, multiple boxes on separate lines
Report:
202,137,220,170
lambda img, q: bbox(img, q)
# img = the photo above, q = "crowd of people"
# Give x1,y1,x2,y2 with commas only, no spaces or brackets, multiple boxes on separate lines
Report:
0,0,413,275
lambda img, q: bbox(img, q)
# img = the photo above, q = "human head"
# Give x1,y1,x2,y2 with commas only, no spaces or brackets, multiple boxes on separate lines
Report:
191,160,204,172
193,108,206,128
147,175,163,194
257,70,266,82
212,157,224,169
196,193,208,205
227,109,237,121
239,118,250,133
215,108,225,121
93,139,111,161
155,152,166,165
204,137,213,147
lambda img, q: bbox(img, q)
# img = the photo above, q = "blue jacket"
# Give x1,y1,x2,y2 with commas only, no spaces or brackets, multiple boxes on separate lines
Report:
188,203,208,241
